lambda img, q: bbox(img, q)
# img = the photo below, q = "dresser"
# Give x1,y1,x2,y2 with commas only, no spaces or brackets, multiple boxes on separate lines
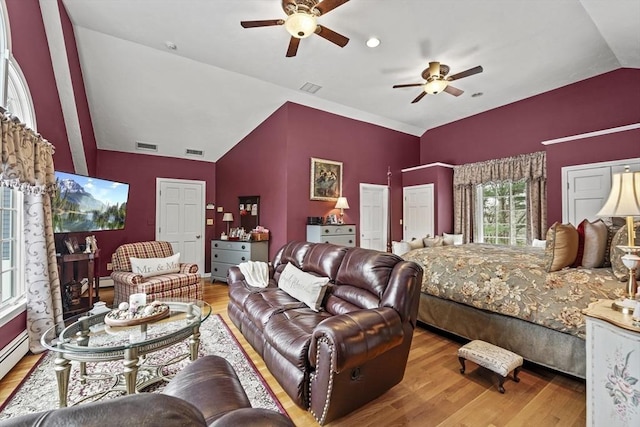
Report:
583,299,640,427
306,224,356,247
210,240,269,283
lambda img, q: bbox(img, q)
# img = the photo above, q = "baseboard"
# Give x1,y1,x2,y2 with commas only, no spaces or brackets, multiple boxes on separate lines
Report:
99,277,113,288
0,331,28,381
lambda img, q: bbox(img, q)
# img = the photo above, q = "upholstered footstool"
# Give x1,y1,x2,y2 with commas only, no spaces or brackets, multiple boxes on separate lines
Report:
458,340,523,393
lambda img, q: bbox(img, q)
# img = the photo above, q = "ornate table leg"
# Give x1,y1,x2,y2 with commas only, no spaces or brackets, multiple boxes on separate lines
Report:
54,345,71,407
189,325,201,361
77,316,90,383
123,347,139,395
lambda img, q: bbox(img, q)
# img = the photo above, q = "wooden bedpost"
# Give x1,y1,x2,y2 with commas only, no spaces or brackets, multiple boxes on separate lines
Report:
387,166,392,253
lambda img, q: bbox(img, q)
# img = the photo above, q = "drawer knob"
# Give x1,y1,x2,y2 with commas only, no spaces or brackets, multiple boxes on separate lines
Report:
214,268,218,272
214,254,218,258
241,257,246,261
241,245,246,250
349,240,353,244
214,243,218,248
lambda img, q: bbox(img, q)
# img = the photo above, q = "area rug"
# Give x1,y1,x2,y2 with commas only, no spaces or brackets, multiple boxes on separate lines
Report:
0,314,287,420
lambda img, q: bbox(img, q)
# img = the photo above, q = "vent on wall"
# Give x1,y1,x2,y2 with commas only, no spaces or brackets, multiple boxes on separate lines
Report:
185,148,204,157
136,141,158,152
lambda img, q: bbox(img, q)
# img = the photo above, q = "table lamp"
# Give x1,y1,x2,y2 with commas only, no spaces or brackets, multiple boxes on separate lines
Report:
597,168,640,313
335,197,349,224
222,212,234,235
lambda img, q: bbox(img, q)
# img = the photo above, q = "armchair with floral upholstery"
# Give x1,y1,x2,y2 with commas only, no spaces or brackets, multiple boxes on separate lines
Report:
111,241,202,305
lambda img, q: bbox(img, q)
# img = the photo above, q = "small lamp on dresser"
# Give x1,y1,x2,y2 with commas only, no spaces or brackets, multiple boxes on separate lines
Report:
335,197,349,224
222,212,234,235
597,167,640,313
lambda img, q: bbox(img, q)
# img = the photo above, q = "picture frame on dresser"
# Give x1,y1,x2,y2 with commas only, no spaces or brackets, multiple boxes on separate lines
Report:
310,157,342,201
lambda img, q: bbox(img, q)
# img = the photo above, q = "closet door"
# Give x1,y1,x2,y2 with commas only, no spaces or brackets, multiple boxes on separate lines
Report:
403,184,434,241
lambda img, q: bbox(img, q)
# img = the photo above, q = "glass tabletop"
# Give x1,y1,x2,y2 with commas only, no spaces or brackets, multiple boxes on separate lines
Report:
41,300,211,354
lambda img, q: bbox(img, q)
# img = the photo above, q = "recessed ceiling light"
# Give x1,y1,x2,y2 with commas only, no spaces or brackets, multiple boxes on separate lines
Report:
471,92,484,98
366,37,380,48
165,41,177,50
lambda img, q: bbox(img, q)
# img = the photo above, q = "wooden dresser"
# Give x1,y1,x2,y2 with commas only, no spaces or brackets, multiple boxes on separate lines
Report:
306,224,356,247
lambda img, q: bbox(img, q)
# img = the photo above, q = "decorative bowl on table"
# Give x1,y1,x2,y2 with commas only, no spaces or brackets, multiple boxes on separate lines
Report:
104,301,170,327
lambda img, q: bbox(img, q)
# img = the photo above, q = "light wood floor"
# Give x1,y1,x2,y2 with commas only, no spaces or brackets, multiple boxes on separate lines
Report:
0,281,587,426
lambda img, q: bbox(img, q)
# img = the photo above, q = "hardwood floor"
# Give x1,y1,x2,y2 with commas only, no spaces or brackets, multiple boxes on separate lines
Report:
0,280,587,426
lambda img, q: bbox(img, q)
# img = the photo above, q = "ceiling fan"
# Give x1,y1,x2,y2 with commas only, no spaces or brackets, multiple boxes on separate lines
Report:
240,0,350,57
393,62,483,103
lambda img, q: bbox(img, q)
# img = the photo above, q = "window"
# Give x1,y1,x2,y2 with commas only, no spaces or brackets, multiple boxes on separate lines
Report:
6,60,36,129
0,186,24,315
476,180,527,246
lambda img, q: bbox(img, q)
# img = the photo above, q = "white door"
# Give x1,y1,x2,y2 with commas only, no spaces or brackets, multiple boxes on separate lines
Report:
359,184,388,251
403,184,434,241
156,178,205,274
563,158,640,224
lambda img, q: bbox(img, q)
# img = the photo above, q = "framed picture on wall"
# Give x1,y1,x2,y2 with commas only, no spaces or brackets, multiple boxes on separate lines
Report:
310,157,342,201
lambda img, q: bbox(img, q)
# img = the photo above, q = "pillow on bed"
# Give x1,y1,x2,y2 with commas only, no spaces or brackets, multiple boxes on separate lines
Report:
532,239,546,248
423,235,444,247
545,222,579,272
610,221,640,282
572,219,608,268
407,238,425,250
391,241,412,256
443,233,463,245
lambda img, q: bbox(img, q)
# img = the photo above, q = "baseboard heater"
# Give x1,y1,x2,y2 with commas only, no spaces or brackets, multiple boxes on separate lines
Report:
0,330,28,381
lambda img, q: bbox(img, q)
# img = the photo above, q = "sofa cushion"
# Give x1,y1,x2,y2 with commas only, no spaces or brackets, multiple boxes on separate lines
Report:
131,253,181,278
279,263,329,311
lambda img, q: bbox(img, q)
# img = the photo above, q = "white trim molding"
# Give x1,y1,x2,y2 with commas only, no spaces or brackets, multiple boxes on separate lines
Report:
0,330,28,381
541,123,640,146
402,162,456,173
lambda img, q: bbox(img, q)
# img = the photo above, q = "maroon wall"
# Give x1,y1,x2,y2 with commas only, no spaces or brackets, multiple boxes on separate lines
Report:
95,150,216,277
216,102,421,255
421,68,640,226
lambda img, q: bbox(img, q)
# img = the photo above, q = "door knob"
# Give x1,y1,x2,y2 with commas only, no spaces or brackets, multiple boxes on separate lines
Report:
196,235,201,239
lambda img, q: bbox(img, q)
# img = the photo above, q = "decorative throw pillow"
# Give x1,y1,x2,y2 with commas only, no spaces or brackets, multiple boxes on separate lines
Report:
130,253,181,278
609,221,640,282
423,235,444,247
407,238,424,250
278,263,330,312
573,219,608,268
443,233,463,245
532,239,546,248
391,241,412,256
544,222,579,272
603,221,624,267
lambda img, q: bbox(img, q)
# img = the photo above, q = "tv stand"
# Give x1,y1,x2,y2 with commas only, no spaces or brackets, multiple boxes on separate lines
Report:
57,249,100,318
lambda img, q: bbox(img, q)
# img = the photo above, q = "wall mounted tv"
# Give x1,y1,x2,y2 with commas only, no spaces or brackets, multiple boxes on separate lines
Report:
52,171,129,233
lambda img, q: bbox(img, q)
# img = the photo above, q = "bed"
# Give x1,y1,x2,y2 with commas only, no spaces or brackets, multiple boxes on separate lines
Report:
401,243,624,378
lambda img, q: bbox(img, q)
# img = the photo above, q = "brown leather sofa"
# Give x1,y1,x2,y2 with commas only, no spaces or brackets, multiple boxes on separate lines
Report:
228,241,423,425
0,355,293,427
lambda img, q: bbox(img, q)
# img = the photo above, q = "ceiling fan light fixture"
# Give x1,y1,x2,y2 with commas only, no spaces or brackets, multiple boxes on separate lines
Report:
285,12,317,38
423,78,448,95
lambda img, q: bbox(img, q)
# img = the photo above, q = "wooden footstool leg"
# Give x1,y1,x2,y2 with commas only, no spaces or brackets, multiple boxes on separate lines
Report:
513,367,521,383
459,357,466,374
498,375,506,394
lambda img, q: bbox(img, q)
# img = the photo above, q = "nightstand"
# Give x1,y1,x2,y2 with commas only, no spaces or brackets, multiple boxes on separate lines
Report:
583,299,640,427
306,224,356,247
211,240,268,283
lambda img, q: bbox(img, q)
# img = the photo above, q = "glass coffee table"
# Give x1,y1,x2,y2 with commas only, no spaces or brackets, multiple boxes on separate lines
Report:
41,300,211,407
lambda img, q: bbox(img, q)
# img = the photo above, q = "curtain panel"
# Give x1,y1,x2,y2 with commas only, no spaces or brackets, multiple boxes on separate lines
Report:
1,114,62,353
453,151,547,244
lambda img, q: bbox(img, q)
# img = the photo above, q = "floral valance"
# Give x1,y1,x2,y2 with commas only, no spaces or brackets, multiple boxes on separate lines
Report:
453,151,546,187
0,113,56,194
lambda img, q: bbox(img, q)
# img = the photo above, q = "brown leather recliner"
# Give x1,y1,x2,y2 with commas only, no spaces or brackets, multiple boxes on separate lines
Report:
0,355,293,427
228,242,423,425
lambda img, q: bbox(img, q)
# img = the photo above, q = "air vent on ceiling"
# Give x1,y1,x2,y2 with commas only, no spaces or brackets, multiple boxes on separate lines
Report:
186,148,204,157
136,141,158,152
300,82,322,94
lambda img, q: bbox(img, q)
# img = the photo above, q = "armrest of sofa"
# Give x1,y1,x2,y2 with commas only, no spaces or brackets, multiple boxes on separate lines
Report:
110,271,144,285
310,307,404,373
179,262,198,274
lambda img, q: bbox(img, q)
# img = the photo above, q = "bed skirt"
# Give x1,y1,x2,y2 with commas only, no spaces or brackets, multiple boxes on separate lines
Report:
417,293,586,379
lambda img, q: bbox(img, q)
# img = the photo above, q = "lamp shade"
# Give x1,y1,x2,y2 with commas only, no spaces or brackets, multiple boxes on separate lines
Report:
597,171,640,217
335,197,350,210
222,212,234,222
423,78,448,95
285,12,317,38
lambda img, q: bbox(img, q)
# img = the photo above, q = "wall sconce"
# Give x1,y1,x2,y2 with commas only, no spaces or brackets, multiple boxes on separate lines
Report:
222,212,234,235
334,197,350,224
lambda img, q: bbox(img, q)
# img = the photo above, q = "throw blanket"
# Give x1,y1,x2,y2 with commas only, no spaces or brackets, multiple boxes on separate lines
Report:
239,261,269,288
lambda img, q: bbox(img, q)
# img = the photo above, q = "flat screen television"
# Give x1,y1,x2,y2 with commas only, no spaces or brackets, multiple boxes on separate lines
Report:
52,171,129,233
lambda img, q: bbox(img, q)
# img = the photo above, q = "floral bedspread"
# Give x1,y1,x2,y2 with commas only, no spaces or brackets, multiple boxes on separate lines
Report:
402,243,624,339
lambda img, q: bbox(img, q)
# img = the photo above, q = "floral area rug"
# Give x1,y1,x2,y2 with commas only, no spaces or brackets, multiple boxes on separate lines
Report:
0,314,286,420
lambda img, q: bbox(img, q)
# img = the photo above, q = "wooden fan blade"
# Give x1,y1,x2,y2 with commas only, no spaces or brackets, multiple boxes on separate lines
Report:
411,92,427,104
286,36,300,57
316,0,350,15
315,25,349,47
444,85,464,96
241,19,284,28
448,66,483,81
392,83,424,89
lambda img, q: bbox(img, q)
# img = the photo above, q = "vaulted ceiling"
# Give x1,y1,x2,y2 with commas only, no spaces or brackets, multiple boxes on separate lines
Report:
60,0,640,163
